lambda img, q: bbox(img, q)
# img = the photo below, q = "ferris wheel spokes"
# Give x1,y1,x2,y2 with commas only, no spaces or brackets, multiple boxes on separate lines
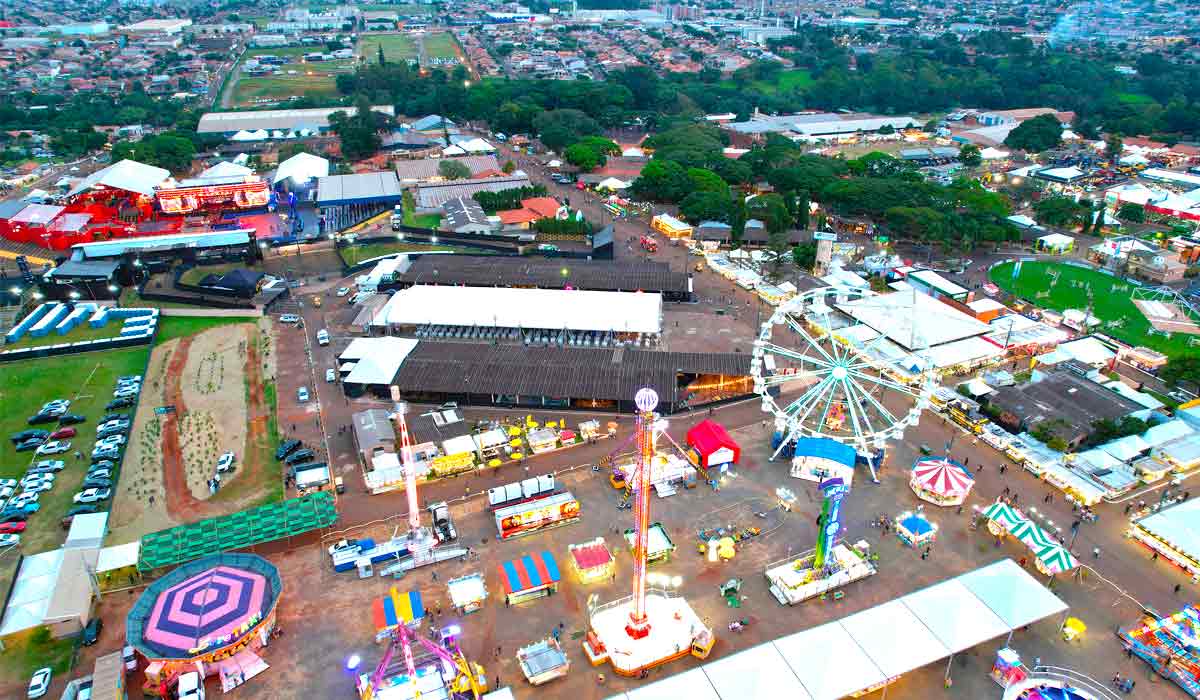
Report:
782,316,835,364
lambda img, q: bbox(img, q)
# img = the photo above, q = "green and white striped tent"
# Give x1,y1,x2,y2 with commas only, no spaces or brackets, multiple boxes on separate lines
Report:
1034,543,1079,574
1010,520,1057,551
983,502,1024,532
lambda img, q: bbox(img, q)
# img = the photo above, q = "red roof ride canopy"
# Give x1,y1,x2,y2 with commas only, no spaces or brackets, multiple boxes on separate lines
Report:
686,419,740,468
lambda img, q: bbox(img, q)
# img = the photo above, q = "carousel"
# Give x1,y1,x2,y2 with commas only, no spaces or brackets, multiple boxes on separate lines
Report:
895,510,938,549
909,456,974,506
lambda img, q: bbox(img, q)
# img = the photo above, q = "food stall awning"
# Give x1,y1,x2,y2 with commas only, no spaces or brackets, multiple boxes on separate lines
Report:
569,539,612,571
372,587,424,632
442,434,477,457
499,551,560,595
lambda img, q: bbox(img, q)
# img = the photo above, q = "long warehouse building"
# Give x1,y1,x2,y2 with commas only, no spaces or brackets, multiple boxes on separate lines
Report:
395,255,692,301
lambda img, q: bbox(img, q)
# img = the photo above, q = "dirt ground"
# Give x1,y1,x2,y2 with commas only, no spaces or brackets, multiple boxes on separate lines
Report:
109,321,279,545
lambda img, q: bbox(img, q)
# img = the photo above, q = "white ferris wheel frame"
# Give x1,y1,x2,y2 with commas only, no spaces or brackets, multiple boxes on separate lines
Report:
751,285,935,460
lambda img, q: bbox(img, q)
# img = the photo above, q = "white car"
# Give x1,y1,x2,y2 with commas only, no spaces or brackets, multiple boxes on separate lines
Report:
95,435,126,448
316,329,330,346
27,667,51,699
336,287,351,297
216,452,236,473
297,387,310,402
280,314,301,324
22,482,52,494
19,473,53,487
74,488,111,504
0,479,15,489
36,440,70,455
33,460,65,472
325,368,336,382
0,534,19,547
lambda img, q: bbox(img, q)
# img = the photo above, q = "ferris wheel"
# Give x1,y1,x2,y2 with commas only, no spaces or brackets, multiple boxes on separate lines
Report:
751,286,936,461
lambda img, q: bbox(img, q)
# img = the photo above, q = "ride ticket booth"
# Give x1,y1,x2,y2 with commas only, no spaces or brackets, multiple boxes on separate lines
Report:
498,550,561,606
686,420,740,478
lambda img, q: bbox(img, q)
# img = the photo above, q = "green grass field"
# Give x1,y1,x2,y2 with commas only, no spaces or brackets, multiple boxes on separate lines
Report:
3,322,122,351
178,262,247,287
720,69,813,95
990,260,1196,359
339,242,459,267
422,32,460,60
0,347,149,553
360,33,419,64
1117,92,1155,105
155,316,257,346
230,48,356,107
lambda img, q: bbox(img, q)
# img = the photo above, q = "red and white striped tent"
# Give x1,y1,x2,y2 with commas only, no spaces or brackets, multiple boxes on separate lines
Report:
909,457,974,506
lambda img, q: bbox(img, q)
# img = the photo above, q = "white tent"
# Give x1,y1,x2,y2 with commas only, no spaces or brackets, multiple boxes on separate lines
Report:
273,152,331,186
457,137,495,153
703,644,814,700
624,669,720,700
773,622,886,699
66,159,170,197
980,147,1010,160
901,579,1010,651
198,161,253,180
1036,232,1074,252
597,177,630,190
0,550,63,636
442,144,467,156
957,558,1068,629
97,541,141,574
840,600,949,678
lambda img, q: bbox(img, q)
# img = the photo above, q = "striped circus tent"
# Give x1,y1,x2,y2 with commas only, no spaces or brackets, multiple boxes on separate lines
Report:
910,457,975,506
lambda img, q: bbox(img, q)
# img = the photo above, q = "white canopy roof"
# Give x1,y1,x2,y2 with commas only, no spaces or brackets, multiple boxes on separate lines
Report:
376,285,663,335
274,152,331,185
198,161,253,179
340,337,419,385
97,541,141,573
0,549,63,635
607,558,1068,700
67,159,170,198
230,129,269,142
598,177,630,190
957,558,1069,629
1037,232,1075,248
980,147,1010,159
1100,434,1151,462
1135,497,1200,560
837,289,990,350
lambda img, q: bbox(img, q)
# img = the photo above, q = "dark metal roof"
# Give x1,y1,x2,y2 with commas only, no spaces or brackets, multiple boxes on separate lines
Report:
398,255,688,294
392,343,750,405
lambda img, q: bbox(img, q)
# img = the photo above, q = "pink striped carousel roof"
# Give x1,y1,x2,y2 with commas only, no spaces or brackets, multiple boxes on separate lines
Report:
911,457,974,497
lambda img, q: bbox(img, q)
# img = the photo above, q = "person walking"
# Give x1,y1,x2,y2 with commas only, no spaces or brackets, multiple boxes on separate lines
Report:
1093,547,1101,559
1176,583,1183,594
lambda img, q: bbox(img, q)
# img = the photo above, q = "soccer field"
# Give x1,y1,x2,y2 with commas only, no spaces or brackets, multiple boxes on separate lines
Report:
990,260,1194,359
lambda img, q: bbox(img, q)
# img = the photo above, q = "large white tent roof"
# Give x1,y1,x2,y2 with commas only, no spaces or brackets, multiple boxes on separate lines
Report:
838,290,991,350
339,337,419,385
1134,498,1200,563
0,549,63,635
376,285,663,335
608,558,1067,700
67,159,170,198
273,152,331,185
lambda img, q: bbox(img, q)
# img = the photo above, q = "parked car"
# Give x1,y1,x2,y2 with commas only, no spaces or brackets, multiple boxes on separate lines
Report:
22,481,52,494
279,314,301,324
0,533,19,547
0,479,15,489
91,447,119,461
6,502,40,514
74,488,112,504
49,427,76,440
36,440,70,455
33,460,65,472
57,414,86,426
105,397,133,410
10,429,49,444
113,388,139,399
0,511,29,523
326,368,336,382
216,452,235,473
27,412,58,425
81,617,103,645
15,438,44,452
95,434,126,448
27,667,51,699
86,468,112,480
275,439,301,460
316,329,330,346
297,387,310,402
285,449,315,466
89,460,114,471
118,375,142,383
0,521,27,534
19,473,53,487
123,645,137,671
100,413,128,423
336,287,350,297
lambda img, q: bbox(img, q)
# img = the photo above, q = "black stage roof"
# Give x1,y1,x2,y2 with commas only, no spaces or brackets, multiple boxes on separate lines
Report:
391,343,749,406
397,255,689,296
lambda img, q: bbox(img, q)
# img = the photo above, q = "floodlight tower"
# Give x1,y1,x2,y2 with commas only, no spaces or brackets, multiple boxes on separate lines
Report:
626,387,658,640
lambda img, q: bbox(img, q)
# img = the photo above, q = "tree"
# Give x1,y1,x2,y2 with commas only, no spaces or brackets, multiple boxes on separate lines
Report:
328,94,386,161
630,159,691,202
686,167,729,196
501,159,516,174
1161,357,1200,389
1105,133,1124,162
958,144,982,167
792,241,818,271
747,193,793,235
563,136,618,171
679,191,732,223
437,159,471,180
1117,202,1145,223
1032,195,1091,229
110,133,196,172
378,44,386,65
1003,113,1063,153
533,109,601,152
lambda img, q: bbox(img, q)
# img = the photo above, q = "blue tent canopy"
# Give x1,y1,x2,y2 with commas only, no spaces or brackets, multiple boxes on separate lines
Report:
793,438,856,468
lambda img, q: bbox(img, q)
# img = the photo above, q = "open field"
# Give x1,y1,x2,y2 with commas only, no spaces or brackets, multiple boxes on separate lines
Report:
360,32,419,64
0,346,149,553
109,319,280,546
422,32,461,60
229,47,357,108
156,316,259,345
2,321,122,350
720,68,813,95
990,260,1197,358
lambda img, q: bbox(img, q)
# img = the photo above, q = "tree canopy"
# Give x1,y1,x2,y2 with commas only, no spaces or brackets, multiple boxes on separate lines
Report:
1004,113,1063,153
